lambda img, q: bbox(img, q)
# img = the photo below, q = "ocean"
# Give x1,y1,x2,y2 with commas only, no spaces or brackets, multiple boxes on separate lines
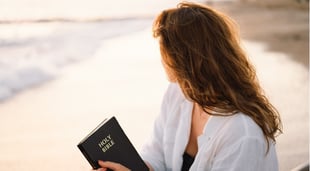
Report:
0,19,155,101
0,0,189,101
0,1,308,170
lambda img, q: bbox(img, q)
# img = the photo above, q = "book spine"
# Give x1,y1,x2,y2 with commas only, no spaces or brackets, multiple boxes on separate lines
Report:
78,145,98,169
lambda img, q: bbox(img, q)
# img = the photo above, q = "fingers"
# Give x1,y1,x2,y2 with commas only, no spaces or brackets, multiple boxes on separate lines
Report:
98,160,130,171
93,161,108,171
95,168,107,171
144,161,154,171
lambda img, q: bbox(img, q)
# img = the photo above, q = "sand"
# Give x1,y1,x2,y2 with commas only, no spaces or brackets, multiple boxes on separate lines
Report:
0,28,168,171
0,1,308,171
210,1,309,68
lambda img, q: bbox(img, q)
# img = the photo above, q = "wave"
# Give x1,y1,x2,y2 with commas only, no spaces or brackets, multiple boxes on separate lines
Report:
0,18,152,102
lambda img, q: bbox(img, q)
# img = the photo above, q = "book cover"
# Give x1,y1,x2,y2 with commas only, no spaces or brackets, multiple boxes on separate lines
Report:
77,116,149,170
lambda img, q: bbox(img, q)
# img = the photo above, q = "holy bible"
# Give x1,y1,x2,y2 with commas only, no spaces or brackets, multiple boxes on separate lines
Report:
77,116,149,170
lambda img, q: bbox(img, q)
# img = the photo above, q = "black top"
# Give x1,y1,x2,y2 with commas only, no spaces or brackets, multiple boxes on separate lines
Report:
181,152,195,171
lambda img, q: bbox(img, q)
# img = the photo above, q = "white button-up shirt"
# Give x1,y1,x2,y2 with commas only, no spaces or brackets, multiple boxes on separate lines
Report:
141,83,278,171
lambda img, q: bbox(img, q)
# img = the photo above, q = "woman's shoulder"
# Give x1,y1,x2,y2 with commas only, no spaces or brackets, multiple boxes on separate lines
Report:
208,113,265,143
165,83,184,98
231,113,264,137
162,83,186,104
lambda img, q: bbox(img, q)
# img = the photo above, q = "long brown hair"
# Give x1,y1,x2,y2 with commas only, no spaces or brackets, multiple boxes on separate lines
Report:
153,2,282,148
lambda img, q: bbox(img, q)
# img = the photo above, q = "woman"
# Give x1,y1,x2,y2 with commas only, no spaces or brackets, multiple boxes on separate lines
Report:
95,2,282,171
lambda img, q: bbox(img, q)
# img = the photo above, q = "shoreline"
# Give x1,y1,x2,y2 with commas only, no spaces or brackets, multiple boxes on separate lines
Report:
0,1,308,171
0,27,308,171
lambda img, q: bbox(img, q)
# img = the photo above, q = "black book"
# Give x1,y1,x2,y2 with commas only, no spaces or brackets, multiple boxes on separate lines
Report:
77,116,149,170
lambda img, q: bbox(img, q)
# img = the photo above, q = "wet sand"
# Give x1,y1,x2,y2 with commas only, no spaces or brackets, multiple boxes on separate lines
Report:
0,1,308,171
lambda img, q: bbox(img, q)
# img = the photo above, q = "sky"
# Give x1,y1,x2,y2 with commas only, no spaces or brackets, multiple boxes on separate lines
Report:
0,0,189,21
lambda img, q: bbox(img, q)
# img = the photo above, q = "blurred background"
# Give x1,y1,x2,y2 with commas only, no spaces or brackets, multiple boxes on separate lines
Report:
0,0,308,170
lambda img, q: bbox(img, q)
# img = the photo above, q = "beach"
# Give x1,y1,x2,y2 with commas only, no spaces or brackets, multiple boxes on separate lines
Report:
0,0,308,171
0,27,168,170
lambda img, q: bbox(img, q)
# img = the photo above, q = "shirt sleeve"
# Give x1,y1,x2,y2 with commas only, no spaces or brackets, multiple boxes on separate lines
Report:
140,84,173,171
211,137,269,171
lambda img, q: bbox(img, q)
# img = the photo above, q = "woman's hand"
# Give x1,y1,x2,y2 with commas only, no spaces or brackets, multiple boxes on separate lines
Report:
94,160,131,171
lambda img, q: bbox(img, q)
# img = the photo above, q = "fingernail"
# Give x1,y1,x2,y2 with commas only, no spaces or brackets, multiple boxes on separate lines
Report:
98,160,104,164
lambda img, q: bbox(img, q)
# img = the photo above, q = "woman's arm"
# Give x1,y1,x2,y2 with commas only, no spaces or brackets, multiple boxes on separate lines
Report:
139,84,176,171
